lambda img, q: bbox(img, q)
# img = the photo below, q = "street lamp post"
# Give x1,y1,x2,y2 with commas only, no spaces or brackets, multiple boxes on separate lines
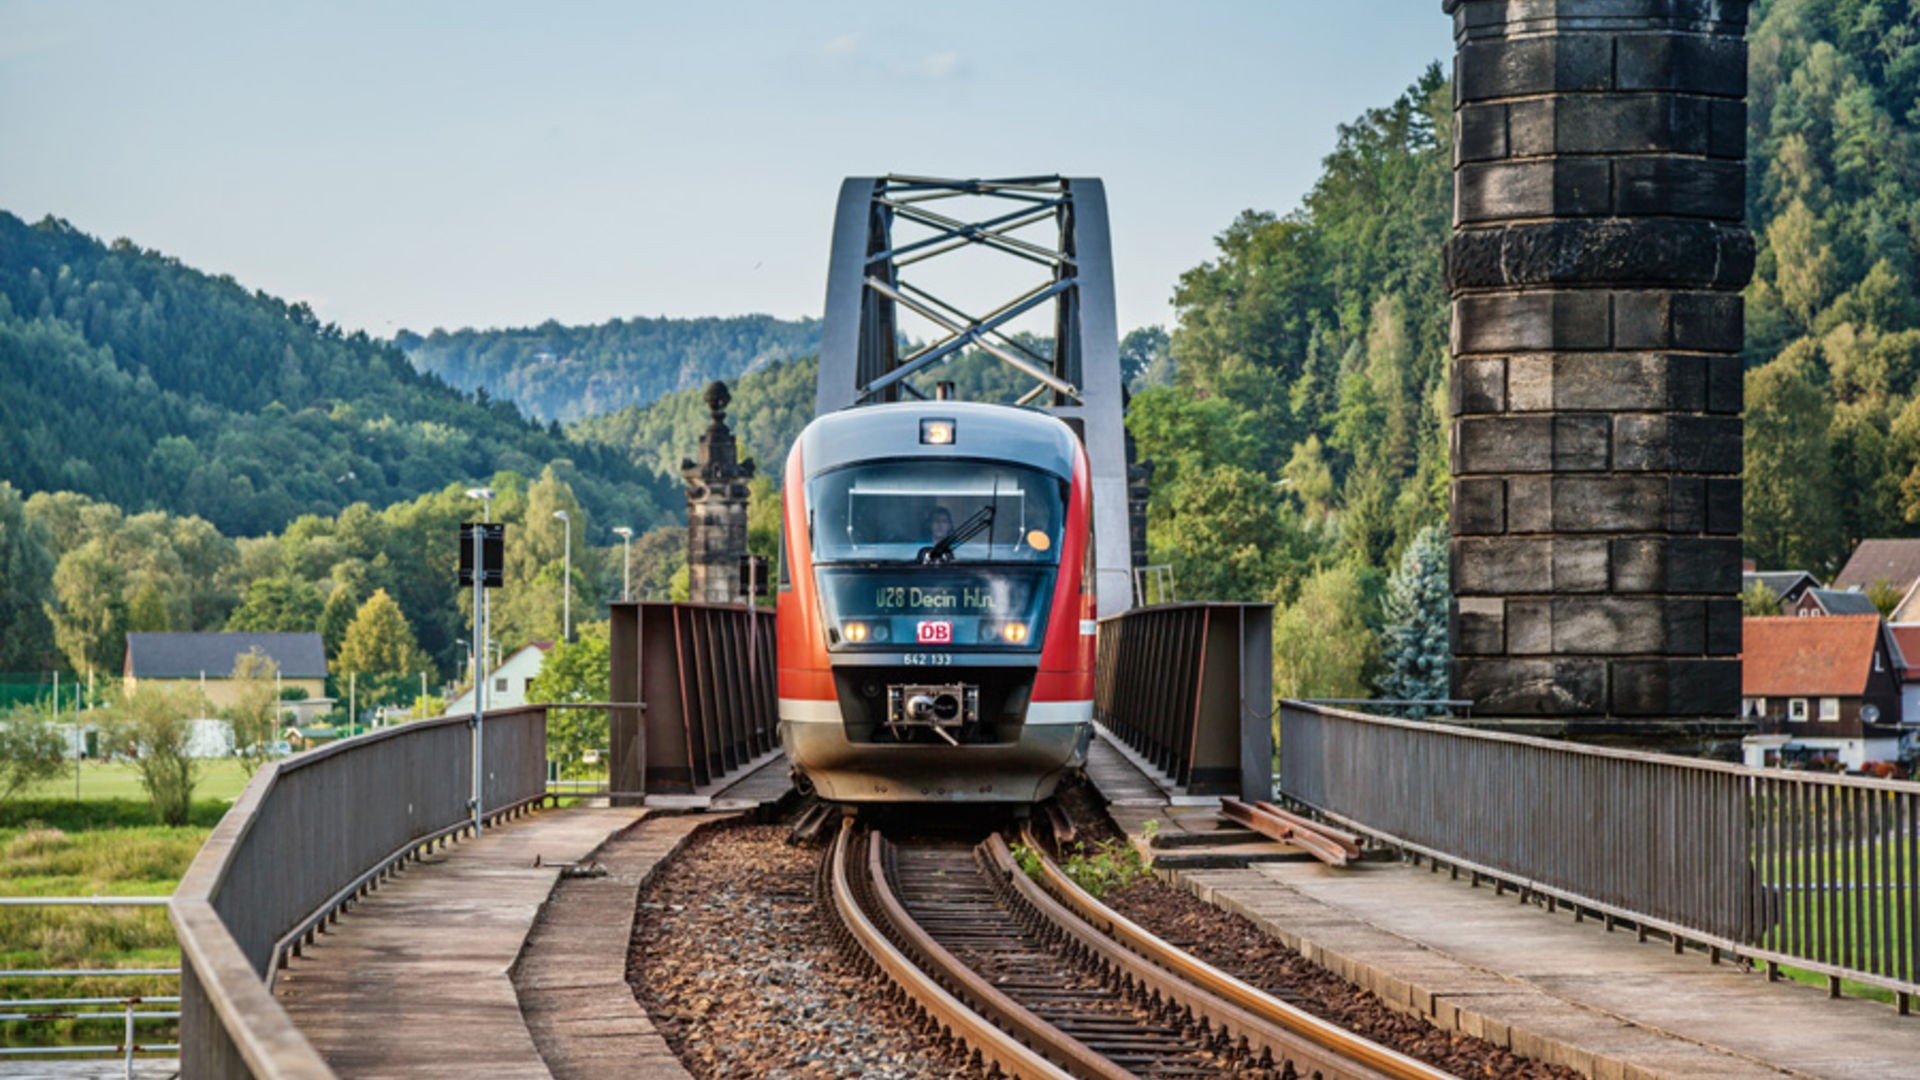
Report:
552,510,572,642
612,526,634,602
465,486,495,836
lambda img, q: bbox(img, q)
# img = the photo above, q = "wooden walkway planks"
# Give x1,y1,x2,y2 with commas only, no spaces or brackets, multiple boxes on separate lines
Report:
513,814,714,1080
273,806,645,1079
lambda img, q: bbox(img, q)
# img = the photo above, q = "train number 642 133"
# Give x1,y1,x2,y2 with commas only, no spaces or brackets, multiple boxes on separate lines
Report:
903,653,953,667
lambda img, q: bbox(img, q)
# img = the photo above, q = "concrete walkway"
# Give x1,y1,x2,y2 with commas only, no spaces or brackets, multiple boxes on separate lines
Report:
1079,729,1920,1080
1175,858,1920,1079
273,806,647,1080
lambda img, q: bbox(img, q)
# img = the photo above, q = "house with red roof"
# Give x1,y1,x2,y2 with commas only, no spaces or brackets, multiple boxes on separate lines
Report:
1889,624,1920,746
1741,615,1906,771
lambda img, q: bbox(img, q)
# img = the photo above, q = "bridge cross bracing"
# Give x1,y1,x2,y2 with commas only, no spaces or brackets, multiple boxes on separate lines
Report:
816,175,1135,617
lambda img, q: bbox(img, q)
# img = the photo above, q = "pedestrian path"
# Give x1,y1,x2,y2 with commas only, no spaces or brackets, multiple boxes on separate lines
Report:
273,805,647,1079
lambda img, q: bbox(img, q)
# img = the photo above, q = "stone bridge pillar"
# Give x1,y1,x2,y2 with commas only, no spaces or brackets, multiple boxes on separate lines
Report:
682,382,755,605
1444,0,1753,735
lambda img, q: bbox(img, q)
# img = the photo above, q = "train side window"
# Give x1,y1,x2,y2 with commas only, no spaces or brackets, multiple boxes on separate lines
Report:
1082,502,1095,596
778,522,792,591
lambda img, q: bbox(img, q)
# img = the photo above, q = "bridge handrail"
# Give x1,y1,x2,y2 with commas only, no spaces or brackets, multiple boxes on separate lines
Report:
168,705,550,1079
1279,699,1920,1008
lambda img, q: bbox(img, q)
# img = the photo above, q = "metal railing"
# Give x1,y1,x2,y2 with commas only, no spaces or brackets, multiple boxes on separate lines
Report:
1095,602,1272,800
168,704,551,1079
1278,700,1920,1010
0,899,179,1074
610,602,775,796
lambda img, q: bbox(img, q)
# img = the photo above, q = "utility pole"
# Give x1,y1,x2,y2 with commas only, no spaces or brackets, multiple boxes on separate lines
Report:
552,510,572,641
613,526,634,602
465,487,497,836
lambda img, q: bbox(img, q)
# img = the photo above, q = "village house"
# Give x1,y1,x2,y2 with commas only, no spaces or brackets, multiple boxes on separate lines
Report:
442,642,552,716
1741,615,1905,771
1793,587,1882,617
1742,569,1820,612
124,631,330,715
1832,539,1920,623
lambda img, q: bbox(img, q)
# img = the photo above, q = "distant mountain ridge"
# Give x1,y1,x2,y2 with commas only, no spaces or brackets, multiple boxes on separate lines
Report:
396,314,822,424
0,211,675,537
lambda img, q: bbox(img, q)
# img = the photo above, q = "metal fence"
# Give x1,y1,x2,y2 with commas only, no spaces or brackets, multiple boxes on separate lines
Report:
610,602,775,796
168,705,551,1079
1094,602,1273,800
1278,700,1920,1009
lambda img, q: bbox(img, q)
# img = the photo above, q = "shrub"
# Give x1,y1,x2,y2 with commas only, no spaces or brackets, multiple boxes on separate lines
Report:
101,684,202,826
0,708,66,804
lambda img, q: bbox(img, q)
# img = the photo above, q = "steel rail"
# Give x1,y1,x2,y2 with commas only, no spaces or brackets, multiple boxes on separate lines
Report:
867,833,1137,1080
824,821,1076,1080
997,832,1460,1080
1220,797,1361,867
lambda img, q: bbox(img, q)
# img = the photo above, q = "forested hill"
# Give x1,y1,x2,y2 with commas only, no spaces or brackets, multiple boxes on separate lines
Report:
0,212,676,537
397,314,822,424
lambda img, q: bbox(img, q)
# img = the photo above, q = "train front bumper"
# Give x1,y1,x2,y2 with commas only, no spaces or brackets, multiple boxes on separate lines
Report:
780,711,1089,803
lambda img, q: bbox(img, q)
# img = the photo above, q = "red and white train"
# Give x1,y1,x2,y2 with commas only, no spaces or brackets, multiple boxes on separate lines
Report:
776,401,1096,802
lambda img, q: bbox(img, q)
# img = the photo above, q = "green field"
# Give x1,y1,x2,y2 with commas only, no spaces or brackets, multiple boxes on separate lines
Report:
18,758,255,803
1759,834,1919,1005
2,763,254,1050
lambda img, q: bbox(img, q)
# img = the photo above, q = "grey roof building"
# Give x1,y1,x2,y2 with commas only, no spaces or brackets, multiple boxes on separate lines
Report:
1796,589,1884,618
124,632,328,679
1741,570,1819,609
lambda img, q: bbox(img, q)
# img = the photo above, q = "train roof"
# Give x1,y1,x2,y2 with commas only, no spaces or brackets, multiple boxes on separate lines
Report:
794,401,1083,480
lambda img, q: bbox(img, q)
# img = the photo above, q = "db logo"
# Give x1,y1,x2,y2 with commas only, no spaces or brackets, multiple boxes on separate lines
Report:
916,620,953,644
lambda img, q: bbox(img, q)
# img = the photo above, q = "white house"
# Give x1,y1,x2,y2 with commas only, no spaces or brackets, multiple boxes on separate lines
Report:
442,642,553,716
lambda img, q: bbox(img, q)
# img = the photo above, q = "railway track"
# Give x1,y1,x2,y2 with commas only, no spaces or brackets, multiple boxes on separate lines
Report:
822,817,1462,1080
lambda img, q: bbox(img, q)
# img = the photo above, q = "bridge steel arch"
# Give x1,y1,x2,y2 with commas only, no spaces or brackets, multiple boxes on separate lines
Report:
816,175,1134,617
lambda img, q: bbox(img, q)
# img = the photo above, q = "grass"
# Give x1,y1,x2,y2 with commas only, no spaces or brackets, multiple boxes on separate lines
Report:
1757,833,1920,1006
1,768,249,1051
17,758,254,803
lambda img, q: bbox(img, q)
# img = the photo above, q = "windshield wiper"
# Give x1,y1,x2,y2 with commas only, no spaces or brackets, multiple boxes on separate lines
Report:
919,505,995,564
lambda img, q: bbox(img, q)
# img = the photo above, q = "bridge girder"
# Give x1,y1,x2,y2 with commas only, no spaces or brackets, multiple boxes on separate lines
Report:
816,175,1134,616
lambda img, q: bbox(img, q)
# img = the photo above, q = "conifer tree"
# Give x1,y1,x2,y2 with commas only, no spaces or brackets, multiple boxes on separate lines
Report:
1375,524,1449,716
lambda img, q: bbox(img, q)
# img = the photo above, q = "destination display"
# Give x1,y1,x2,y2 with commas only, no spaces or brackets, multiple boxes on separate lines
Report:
815,567,1053,651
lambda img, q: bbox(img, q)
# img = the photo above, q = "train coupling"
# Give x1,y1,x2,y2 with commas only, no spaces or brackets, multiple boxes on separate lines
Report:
887,683,979,746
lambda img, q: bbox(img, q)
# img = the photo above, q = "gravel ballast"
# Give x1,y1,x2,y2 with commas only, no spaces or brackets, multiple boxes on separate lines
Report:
626,822,982,1080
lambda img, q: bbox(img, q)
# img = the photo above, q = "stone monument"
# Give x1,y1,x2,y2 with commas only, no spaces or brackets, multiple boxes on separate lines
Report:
1444,0,1753,737
682,381,755,605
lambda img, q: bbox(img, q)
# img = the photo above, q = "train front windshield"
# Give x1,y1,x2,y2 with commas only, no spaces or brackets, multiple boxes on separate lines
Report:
807,460,1067,651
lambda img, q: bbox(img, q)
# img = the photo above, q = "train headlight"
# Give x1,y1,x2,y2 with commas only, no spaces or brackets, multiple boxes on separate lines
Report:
1000,622,1030,644
919,418,956,445
843,621,870,643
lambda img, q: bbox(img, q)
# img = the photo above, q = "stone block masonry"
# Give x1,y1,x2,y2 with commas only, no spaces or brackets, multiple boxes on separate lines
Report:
1443,0,1753,730
682,381,755,606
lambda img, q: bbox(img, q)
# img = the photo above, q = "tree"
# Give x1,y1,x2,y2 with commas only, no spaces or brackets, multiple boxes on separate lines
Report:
528,629,611,778
1741,579,1785,616
102,682,202,825
1120,325,1172,390
1866,578,1904,618
1744,348,1842,572
46,541,128,676
228,577,324,633
0,707,65,803
224,648,285,774
1374,525,1449,715
1155,465,1297,602
0,480,57,670
126,582,171,633
335,588,430,677
1272,563,1379,701
318,583,360,662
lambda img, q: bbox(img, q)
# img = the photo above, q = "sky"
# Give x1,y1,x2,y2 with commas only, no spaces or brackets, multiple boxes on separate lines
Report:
0,2,1451,339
